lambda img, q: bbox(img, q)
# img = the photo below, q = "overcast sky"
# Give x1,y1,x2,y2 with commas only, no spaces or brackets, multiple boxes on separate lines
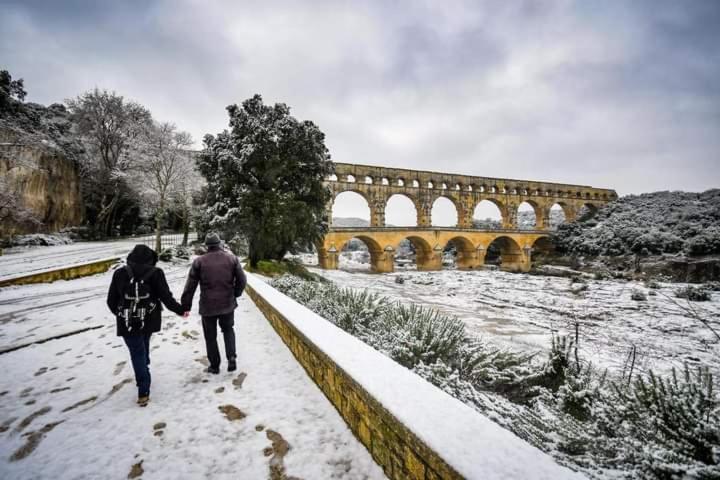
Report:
2,0,718,221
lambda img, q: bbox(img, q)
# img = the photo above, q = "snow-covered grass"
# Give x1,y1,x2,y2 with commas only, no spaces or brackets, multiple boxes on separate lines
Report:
0,260,384,479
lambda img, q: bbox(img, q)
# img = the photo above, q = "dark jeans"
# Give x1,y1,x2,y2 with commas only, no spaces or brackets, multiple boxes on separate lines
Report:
123,333,152,397
202,312,236,368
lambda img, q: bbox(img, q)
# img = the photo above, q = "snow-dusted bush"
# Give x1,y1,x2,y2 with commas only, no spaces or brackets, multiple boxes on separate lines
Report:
675,285,712,302
592,366,719,478
158,248,173,262
631,289,648,301
172,245,191,260
553,190,720,258
7,233,73,247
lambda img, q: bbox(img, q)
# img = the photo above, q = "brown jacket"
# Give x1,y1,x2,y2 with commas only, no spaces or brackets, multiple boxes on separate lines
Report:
181,246,247,317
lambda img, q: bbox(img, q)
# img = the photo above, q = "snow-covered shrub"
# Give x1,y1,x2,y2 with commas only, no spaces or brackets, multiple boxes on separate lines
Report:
675,285,712,302
685,226,720,256
8,233,72,247
173,245,191,260
631,230,684,255
631,289,647,301
158,248,173,262
552,190,720,258
592,366,719,478
556,364,604,422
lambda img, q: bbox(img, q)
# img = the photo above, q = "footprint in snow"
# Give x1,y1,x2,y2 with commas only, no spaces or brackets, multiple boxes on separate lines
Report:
15,406,51,433
61,396,97,413
128,460,144,479
153,421,166,437
113,361,126,376
19,387,33,398
33,367,48,377
264,429,302,480
9,420,64,462
218,404,246,421
109,378,133,396
232,373,248,390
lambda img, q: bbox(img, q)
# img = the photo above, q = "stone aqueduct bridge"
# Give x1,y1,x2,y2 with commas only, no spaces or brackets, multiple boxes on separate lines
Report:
318,162,617,273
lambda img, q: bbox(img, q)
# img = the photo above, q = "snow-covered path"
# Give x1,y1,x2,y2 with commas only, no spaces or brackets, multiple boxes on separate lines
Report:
0,239,142,281
0,267,384,479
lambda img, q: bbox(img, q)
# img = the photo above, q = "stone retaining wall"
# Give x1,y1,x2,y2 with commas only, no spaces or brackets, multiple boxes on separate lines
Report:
246,283,462,480
0,257,120,287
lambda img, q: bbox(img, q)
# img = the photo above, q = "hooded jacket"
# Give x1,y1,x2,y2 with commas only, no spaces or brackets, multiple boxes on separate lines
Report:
106,245,184,336
181,245,246,317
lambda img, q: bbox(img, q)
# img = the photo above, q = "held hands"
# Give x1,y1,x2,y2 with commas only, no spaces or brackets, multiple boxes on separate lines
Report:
181,311,191,318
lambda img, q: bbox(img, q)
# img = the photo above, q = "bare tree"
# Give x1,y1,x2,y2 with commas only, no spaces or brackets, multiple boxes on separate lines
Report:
139,122,194,252
67,89,152,236
169,152,204,246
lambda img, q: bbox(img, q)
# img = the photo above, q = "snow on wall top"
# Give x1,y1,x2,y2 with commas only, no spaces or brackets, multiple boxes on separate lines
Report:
246,273,585,480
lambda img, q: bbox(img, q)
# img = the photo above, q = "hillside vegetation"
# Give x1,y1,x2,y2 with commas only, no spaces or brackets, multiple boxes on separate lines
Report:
553,190,720,257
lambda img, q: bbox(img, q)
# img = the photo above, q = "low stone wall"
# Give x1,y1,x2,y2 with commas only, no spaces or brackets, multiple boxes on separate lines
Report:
0,257,120,287
246,283,460,480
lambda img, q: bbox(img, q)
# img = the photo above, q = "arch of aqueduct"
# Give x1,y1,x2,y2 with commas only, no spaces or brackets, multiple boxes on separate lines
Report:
318,162,616,273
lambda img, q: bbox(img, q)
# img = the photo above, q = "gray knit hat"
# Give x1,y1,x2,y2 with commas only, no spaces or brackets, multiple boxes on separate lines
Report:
204,232,221,246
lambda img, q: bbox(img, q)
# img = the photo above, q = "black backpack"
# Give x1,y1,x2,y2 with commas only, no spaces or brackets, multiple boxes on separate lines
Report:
118,265,157,333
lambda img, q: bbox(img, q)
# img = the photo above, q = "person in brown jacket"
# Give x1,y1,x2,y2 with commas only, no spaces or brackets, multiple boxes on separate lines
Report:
181,233,247,374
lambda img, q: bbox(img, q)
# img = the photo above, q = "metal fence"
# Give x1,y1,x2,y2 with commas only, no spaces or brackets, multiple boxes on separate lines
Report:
133,232,199,251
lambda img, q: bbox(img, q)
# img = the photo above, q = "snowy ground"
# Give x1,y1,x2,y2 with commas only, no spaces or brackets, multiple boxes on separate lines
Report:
296,255,720,379
0,257,384,479
0,239,145,281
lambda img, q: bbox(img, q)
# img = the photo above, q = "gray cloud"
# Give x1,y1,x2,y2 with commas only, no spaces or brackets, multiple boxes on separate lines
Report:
2,0,718,200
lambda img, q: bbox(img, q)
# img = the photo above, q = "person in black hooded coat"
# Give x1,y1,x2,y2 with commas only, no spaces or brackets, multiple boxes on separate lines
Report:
106,245,186,406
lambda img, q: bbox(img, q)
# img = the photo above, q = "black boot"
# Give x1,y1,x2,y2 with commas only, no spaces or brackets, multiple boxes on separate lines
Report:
228,358,237,372
207,366,219,375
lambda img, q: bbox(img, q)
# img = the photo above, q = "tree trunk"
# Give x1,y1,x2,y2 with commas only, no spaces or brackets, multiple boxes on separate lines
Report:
97,193,119,239
155,199,164,253
181,205,190,246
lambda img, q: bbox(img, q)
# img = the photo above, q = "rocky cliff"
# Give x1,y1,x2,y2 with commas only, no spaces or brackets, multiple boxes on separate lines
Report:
0,140,83,236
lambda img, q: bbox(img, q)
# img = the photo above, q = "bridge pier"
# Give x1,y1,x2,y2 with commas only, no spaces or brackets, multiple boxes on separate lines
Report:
499,248,531,273
456,247,486,270
318,247,340,270
416,247,442,271
370,248,395,273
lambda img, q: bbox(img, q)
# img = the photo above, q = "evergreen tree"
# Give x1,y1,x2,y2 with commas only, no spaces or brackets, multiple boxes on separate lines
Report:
198,95,333,266
0,69,27,114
